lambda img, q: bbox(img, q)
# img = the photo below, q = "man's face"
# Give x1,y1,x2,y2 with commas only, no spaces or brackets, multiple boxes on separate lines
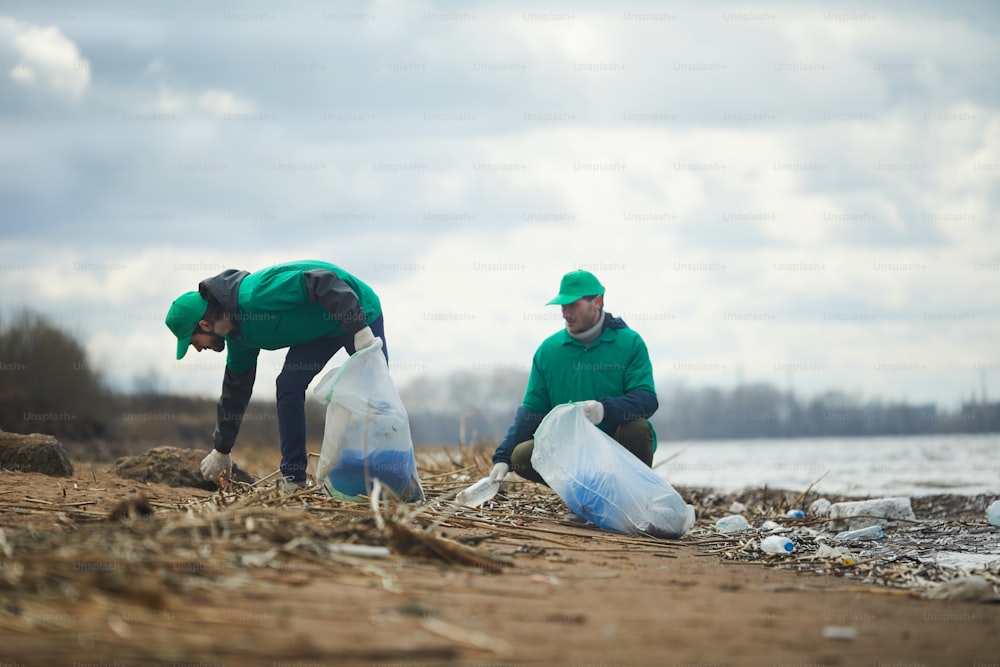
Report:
561,295,603,334
190,320,226,353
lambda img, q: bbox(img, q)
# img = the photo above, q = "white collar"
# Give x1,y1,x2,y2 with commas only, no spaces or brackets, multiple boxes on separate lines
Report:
567,311,604,344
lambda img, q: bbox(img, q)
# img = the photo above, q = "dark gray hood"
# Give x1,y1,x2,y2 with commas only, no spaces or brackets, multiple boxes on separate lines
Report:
198,269,249,334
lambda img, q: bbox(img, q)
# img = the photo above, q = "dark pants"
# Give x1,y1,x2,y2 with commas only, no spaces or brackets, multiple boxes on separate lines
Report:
275,316,387,482
509,418,654,486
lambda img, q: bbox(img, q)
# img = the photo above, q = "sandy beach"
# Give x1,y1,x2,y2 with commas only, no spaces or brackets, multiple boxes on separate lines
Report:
1,448,998,667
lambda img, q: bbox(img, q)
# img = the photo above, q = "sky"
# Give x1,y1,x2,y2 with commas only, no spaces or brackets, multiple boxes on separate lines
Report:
0,0,997,409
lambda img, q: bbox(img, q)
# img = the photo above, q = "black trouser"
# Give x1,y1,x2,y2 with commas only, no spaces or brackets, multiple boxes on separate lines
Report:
274,316,387,481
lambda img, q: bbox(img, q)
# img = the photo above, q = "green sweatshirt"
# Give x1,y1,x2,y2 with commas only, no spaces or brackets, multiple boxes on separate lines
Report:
200,261,382,454
523,321,656,437
213,260,382,374
491,313,659,465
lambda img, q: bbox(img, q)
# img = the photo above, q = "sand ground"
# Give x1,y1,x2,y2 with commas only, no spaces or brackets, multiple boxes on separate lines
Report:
1,459,999,667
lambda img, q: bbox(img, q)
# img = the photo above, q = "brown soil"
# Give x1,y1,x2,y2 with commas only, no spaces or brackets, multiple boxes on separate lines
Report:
0,452,998,667
0,432,74,477
111,445,255,490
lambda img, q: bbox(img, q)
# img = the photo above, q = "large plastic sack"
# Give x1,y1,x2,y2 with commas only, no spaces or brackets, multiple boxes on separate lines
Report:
532,403,695,538
312,339,424,502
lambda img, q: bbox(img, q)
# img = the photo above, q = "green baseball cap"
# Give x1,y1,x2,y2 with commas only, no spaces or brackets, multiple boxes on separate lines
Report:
546,270,605,305
165,291,208,360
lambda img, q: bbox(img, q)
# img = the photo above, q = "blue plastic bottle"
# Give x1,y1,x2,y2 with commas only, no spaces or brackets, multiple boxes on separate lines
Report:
760,535,794,554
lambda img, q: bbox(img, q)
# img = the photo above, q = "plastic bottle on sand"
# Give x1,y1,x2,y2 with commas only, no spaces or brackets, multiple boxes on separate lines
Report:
834,525,883,542
760,535,794,554
715,515,750,533
985,500,1000,527
456,477,499,508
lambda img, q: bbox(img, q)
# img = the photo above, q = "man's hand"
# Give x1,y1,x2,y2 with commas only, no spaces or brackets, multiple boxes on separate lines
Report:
200,449,232,482
353,326,377,352
489,462,509,482
581,400,604,425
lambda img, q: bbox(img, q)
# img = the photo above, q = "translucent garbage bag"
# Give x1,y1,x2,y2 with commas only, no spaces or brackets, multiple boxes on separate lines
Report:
312,339,424,502
532,403,695,538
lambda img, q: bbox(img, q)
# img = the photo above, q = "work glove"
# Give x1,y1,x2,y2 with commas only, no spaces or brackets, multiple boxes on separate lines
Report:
353,326,377,352
489,462,509,482
200,449,232,482
581,400,604,425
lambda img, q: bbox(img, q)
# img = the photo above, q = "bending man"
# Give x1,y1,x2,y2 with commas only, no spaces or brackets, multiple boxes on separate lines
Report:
165,260,386,491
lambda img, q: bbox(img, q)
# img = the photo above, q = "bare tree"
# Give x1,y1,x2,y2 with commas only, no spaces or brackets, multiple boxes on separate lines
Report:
0,309,110,437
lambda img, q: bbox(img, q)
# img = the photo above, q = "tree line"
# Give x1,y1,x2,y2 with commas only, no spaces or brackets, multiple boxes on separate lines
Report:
1,311,996,457
400,372,1000,444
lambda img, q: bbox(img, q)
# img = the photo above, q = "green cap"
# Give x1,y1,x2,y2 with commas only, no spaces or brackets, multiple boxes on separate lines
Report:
546,270,605,305
165,291,208,360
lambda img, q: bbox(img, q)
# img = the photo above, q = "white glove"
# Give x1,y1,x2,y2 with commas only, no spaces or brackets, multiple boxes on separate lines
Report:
353,326,377,352
581,400,604,425
200,449,232,482
489,462,509,482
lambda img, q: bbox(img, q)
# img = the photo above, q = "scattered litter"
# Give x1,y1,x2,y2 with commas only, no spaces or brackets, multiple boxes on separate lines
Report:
827,497,916,531
327,544,391,558
684,486,1000,599
809,498,831,517
822,626,858,641
715,515,750,533
456,477,499,508
760,535,794,554
987,500,1000,527
922,552,1000,571
833,525,883,542
923,575,1000,602
813,544,855,565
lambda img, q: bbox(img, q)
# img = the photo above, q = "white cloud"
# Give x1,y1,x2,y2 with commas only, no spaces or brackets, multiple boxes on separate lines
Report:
2,18,89,101
0,1,996,407
147,84,188,114
140,83,255,118
197,88,255,116
143,57,164,77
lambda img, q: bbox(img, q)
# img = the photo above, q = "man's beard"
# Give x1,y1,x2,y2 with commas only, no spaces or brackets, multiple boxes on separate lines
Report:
206,332,226,352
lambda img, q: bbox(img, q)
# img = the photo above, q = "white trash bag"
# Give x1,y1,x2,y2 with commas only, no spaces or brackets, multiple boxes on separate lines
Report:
532,403,695,538
312,339,424,502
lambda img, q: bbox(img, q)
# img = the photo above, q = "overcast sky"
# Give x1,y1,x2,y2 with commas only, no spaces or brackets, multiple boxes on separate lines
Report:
0,0,997,409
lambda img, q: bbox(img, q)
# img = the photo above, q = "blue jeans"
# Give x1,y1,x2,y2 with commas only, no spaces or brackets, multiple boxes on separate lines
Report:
275,316,387,482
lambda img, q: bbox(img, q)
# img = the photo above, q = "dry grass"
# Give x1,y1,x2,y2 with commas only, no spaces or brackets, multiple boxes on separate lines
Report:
1,441,997,665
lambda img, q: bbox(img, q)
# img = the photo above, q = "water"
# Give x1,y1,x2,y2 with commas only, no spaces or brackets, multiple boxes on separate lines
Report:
652,433,1000,497
651,433,1000,572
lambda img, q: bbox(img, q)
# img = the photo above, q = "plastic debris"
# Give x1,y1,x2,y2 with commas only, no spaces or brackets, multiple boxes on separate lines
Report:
715,514,750,533
827,497,915,531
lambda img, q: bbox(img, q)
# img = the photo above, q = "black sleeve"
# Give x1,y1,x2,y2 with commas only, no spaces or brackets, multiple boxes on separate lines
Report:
302,269,367,334
599,389,658,427
211,364,257,453
492,406,546,465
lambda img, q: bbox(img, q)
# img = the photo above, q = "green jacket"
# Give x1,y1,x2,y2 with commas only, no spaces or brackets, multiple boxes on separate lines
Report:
523,323,656,424
201,260,381,452
215,260,381,374
493,313,658,464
